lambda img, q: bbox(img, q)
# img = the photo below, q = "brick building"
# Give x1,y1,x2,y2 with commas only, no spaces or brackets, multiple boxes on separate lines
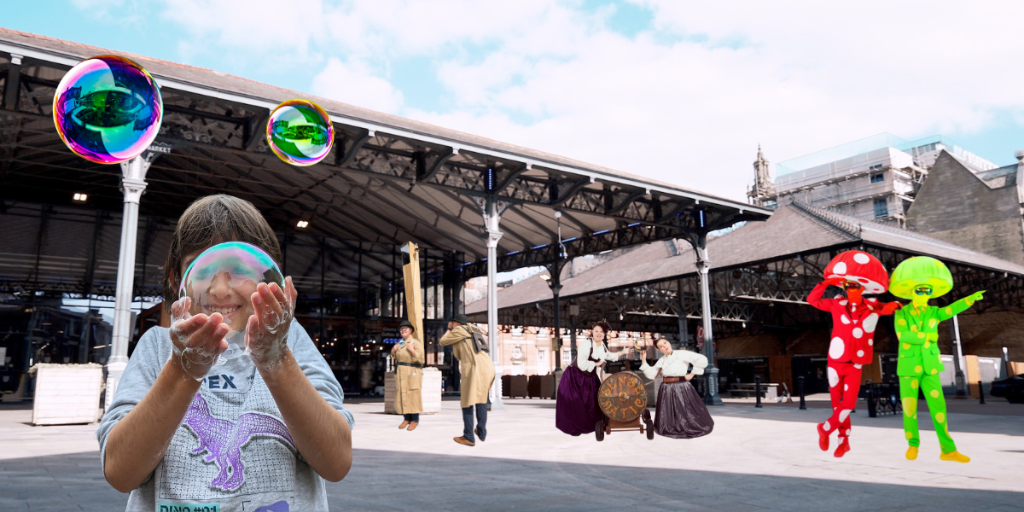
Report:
906,150,1024,266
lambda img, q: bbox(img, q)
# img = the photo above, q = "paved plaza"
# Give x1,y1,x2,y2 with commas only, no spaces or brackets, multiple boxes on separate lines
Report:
1,397,1022,511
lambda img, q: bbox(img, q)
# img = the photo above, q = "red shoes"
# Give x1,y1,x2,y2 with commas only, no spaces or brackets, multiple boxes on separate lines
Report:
834,437,851,458
816,423,829,452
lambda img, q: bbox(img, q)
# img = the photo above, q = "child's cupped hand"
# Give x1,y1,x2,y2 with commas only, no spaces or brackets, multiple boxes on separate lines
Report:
169,297,230,381
246,276,298,368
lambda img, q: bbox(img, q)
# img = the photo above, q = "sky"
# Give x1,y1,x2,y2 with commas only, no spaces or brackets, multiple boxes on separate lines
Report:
5,0,1024,203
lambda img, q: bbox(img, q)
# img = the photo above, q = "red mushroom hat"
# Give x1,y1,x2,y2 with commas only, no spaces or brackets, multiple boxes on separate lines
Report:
824,250,889,295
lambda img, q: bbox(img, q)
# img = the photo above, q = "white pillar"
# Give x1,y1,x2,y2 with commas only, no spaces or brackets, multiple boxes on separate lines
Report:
692,233,722,405
482,197,505,409
952,314,967,397
105,156,151,411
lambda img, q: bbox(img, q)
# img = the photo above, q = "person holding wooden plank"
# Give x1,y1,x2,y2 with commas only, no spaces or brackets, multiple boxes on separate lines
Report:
392,320,424,431
439,314,495,447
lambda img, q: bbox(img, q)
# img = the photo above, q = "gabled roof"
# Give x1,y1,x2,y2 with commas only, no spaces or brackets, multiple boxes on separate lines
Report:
467,202,1024,313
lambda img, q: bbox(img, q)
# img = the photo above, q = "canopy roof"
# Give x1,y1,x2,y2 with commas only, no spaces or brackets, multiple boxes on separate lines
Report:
467,203,1024,331
0,28,768,300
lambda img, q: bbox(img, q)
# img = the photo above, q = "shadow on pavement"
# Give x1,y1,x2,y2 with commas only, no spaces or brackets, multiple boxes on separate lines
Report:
331,448,1022,511
5,448,1022,511
705,402,1024,437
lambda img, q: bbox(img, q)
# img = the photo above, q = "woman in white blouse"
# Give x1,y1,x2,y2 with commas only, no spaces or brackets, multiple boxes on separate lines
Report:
639,338,714,439
555,321,619,436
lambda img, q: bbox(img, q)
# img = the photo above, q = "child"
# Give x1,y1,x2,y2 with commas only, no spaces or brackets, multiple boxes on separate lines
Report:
97,194,354,511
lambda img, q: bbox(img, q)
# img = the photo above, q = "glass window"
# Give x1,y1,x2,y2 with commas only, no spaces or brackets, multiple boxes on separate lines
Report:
873,198,888,218
870,172,885,183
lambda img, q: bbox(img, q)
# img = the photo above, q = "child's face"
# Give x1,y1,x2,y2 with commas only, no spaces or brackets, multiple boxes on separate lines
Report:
182,247,259,334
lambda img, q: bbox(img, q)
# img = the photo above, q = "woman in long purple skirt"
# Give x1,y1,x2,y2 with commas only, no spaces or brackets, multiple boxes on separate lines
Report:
639,338,714,439
556,322,619,435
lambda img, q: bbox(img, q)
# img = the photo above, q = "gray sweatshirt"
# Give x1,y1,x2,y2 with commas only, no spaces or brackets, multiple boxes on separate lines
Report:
97,319,354,512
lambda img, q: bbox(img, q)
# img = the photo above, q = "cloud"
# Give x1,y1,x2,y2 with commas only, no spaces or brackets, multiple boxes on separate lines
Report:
311,58,404,114
104,1,1024,201
160,0,329,61
401,1,1024,199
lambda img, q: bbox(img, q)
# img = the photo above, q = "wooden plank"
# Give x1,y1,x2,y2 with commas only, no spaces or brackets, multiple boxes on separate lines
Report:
402,242,423,338
965,355,981,398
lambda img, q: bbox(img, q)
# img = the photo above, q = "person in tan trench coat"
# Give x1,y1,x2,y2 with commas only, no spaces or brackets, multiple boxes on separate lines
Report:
392,320,424,431
439,314,495,446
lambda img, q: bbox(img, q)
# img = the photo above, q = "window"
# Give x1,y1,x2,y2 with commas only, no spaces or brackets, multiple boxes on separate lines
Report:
870,172,885,183
873,198,888,218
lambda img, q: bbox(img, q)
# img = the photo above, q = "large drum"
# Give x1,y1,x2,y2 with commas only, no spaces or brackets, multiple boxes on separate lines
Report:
598,371,648,422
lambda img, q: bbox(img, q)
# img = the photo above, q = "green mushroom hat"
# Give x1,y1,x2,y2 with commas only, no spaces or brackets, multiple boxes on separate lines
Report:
890,256,953,300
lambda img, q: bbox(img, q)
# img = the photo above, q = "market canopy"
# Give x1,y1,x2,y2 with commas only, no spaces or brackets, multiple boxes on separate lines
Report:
0,27,770,303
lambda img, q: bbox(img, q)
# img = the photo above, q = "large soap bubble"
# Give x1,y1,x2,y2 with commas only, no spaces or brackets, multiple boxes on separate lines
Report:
266,99,334,166
53,55,163,164
179,241,284,362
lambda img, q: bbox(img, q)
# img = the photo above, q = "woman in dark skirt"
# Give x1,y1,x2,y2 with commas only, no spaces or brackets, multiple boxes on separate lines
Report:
639,338,714,439
556,322,618,435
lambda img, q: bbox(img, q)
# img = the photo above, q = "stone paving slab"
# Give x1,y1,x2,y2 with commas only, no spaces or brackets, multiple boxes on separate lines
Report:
1,398,1022,511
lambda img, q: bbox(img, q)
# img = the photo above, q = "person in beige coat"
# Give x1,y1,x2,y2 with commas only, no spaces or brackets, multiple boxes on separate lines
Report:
392,320,424,431
439,314,495,446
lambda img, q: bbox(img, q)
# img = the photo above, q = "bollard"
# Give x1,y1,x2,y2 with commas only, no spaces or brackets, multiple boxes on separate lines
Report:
754,374,763,408
798,375,807,410
867,384,877,418
979,380,986,405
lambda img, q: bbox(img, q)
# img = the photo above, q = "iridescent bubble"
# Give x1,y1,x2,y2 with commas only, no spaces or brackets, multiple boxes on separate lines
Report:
52,55,163,164
266,99,334,166
179,242,284,362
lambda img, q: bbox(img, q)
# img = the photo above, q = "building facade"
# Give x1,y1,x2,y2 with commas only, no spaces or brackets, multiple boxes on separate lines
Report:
755,134,998,226
906,151,1024,266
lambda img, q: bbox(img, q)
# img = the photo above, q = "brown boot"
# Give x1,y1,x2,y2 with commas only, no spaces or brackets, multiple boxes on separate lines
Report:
398,420,410,429
454,436,475,446
407,422,418,431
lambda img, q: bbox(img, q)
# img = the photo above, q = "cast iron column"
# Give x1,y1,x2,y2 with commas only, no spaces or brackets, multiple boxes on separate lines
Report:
106,156,151,410
481,196,506,409
548,266,563,372
952,315,968,397
693,232,722,405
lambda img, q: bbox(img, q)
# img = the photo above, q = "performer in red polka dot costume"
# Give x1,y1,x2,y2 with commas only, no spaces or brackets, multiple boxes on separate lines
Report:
807,251,901,458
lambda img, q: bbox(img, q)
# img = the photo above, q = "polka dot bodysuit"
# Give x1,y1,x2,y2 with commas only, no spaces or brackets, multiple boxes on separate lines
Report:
894,296,976,454
807,281,898,439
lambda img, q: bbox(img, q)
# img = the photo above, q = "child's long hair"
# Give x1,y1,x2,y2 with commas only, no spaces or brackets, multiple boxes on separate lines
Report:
163,194,283,311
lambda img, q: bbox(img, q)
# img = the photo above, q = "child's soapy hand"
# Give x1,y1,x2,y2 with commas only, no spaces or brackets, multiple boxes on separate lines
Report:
169,297,229,381
246,276,298,368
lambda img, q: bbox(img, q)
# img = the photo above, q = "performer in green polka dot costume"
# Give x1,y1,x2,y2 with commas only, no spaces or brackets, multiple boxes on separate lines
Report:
891,256,983,463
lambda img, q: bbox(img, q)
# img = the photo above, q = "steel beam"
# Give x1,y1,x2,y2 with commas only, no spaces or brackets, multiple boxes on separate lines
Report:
2,54,22,111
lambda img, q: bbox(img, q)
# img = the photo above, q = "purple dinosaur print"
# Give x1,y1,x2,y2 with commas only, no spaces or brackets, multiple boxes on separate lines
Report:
183,393,295,491
253,501,290,512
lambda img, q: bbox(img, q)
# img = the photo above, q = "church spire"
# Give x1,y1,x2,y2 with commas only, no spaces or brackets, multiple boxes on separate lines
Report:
748,144,776,208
